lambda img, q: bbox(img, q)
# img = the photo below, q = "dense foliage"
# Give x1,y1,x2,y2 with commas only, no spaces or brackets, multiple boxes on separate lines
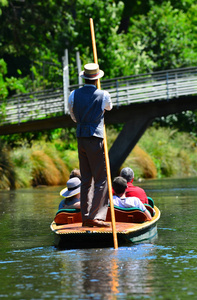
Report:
1,0,197,92
0,0,197,155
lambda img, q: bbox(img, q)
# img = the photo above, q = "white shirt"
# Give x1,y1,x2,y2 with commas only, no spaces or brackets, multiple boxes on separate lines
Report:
68,84,113,123
113,195,146,212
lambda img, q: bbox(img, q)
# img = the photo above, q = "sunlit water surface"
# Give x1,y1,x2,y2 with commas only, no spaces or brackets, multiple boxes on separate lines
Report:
0,177,197,299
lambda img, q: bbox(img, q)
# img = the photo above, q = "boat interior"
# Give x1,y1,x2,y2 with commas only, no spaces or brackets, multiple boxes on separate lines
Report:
54,197,155,225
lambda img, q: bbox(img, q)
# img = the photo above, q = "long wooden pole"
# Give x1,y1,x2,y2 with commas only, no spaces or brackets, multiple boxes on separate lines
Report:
90,18,118,249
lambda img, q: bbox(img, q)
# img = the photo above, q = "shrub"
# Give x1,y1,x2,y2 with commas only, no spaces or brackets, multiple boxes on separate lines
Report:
121,145,157,179
11,148,32,188
0,141,15,189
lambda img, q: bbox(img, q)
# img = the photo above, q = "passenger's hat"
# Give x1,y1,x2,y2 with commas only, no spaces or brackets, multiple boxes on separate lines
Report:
79,63,104,80
60,177,81,198
120,167,134,182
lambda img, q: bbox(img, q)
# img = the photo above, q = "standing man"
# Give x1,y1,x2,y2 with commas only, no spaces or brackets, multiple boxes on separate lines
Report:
68,63,112,227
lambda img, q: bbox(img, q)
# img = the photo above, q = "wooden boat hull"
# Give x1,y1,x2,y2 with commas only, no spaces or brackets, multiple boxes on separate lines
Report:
50,206,160,249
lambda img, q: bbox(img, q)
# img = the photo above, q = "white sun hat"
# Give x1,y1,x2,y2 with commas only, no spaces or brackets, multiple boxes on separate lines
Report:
60,177,81,198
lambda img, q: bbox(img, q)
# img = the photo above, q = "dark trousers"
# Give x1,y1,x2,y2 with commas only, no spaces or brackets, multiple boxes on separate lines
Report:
77,136,108,222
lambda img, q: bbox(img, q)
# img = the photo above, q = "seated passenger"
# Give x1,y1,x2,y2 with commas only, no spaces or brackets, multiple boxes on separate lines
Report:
120,167,149,204
58,177,81,210
69,168,81,180
112,176,152,221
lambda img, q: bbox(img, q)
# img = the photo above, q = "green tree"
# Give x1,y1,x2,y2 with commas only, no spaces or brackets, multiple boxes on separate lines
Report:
0,0,125,87
64,0,125,81
127,2,197,71
1,0,197,89
0,59,27,99
67,0,155,78
0,0,8,13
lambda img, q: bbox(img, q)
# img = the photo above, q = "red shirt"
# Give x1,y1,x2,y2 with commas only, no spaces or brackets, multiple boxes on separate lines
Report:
125,182,148,204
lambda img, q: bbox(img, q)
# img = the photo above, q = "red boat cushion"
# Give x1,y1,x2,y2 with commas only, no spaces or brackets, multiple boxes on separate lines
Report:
54,204,154,225
54,209,82,225
106,206,149,223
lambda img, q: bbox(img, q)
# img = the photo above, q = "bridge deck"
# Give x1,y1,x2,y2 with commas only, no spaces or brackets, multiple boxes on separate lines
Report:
1,66,197,127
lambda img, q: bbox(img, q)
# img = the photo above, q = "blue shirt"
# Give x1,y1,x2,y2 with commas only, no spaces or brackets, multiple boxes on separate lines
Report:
58,197,80,210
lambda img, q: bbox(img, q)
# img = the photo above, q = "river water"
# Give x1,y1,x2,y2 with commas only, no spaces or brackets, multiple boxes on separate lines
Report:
0,177,197,299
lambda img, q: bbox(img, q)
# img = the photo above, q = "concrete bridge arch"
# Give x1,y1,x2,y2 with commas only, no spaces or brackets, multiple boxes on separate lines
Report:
106,95,197,177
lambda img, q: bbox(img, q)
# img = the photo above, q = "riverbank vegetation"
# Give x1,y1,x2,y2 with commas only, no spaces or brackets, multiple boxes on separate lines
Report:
0,126,196,190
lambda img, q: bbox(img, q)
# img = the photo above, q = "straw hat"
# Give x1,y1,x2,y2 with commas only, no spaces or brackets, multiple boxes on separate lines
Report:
79,63,104,80
60,177,81,198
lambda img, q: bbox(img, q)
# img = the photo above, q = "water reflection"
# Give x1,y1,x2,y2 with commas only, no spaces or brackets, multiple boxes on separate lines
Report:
53,244,157,299
1,177,197,299
1,244,160,299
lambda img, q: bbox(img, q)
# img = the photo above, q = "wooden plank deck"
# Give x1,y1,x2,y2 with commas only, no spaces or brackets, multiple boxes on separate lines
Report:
51,206,160,235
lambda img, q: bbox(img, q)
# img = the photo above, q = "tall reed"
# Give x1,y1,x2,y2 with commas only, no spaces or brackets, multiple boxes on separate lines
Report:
30,150,69,186
1,126,196,190
0,141,15,189
121,145,157,179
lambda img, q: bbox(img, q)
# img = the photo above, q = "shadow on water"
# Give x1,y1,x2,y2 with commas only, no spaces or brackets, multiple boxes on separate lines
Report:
0,177,197,299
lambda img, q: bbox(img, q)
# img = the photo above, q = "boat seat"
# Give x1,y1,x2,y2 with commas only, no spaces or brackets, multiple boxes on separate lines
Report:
144,204,155,216
148,197,154,208
54,208,82,225
54,201,155,225
106,206,149,223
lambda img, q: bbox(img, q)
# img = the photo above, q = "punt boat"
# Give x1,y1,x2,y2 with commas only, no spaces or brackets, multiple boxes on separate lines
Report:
50,197,160,249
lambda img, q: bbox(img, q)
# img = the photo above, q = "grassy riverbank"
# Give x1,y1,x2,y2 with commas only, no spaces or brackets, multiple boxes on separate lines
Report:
0,126,197,190
107,126,197,179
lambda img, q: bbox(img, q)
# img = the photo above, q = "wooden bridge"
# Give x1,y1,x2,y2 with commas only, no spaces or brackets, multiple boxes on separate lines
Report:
1,66,197,176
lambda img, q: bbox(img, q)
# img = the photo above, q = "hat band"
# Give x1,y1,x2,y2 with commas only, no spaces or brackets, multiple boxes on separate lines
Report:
68,183,81,191
84,71,100,78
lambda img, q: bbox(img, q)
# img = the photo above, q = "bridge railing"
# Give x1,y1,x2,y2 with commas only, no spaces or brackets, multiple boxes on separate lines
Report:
1,67,197,126
102,66,197,107
68,66,197,107
0,89,64,125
